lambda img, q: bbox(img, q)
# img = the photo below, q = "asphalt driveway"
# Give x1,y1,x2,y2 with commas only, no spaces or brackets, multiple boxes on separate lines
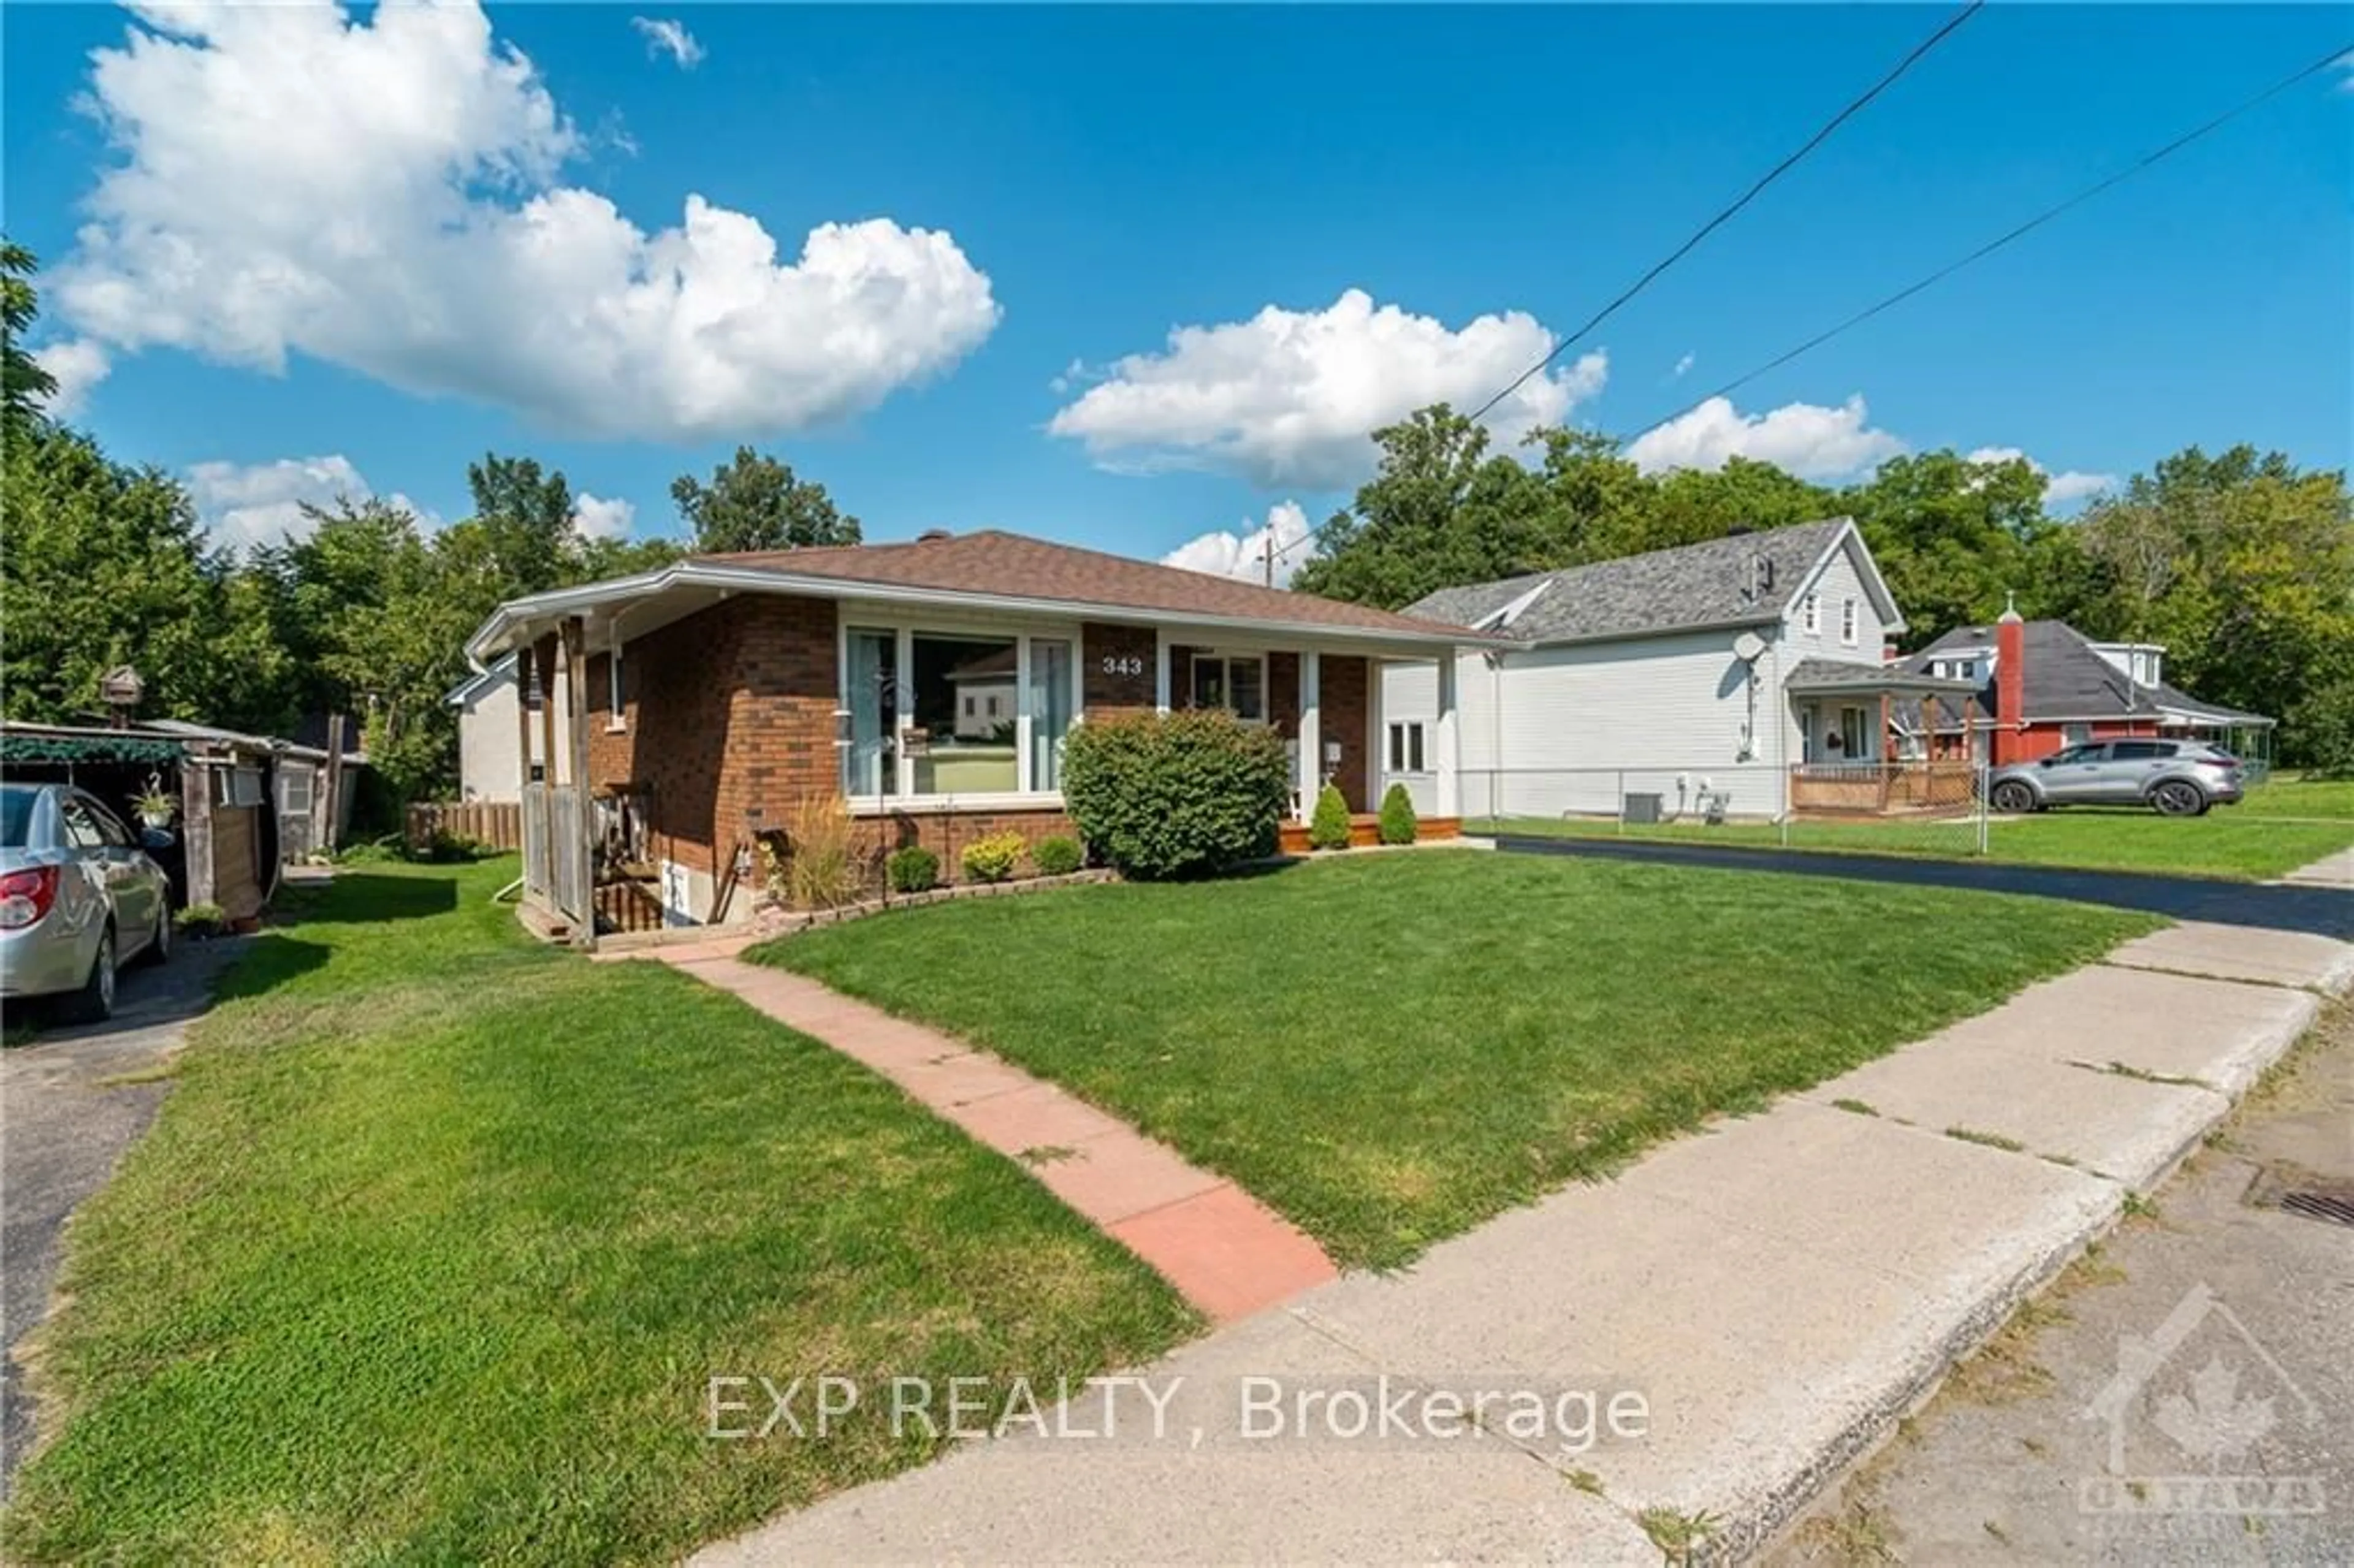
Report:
0,937,242,1493
1491,835,2354,938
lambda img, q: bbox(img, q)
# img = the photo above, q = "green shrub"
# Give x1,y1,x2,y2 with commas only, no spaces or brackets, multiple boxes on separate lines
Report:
960,831,1027,884
1033,835,1085,877
885,845,941,893
1061,711,1290,880
173,902,227,938
1377,782,1419,845
1308,783,1352,851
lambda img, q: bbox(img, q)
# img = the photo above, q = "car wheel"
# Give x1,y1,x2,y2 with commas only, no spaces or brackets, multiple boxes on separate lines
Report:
1990,780,2037,814
2151,780,2205,817
60,927,117,1024
139,901,171,967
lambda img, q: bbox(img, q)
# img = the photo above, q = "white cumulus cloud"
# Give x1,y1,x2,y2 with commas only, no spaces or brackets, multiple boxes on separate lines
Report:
185,454,432,553
52,1,998,441
1049,289,1607,490
1627,395,1907,481
1160,501,1316,588
1966,446,2117,508
630,16,704,69
32,338,111,418
571,492,638,539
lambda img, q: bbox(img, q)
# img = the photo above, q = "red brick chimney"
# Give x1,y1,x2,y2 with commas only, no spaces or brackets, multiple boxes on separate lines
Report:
1993,596,2025,766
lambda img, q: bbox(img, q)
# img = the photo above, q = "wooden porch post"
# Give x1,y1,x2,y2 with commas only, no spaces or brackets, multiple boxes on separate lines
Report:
1296,649,1321,823
1434,646,1460,819
513,650,535,797
1878,691,1892,809
562,616,595,950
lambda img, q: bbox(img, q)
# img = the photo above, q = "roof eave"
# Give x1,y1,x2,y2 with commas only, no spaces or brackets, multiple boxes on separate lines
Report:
463,561,1506,669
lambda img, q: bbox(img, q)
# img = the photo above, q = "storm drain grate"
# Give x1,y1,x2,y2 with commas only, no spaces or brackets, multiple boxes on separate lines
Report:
2279,1189,2354,1228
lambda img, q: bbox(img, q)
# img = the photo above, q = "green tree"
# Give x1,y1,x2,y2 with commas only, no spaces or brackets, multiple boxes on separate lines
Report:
1293,407,1548,609
1,422,291,730
2,240,58,442
670,446,861,554
1838,450,2055,647
467,452,576,596
2062,446,2354,761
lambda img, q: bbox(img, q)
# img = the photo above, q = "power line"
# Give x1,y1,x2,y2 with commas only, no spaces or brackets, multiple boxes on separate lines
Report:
1464,0,1986,425
1617,40,2353,454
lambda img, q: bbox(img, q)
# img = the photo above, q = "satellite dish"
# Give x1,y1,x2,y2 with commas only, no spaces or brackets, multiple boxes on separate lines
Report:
1732,631,1767,663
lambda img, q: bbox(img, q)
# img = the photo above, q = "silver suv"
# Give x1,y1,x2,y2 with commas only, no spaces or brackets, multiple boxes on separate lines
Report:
1986,740,2244,817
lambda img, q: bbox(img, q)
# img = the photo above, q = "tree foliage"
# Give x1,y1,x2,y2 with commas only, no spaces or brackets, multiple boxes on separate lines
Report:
671,446,861,554
2,239,58,443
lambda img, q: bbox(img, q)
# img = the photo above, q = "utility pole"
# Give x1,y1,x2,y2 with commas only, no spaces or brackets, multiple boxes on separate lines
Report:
1263,527,1274,588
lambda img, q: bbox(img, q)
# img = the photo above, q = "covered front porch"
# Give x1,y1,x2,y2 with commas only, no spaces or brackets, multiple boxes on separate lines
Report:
1785,659,1983,817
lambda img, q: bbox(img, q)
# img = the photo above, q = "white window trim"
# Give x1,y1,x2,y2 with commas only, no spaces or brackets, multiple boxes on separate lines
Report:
1800,593,1820,635
1385,720,1429,775
1840,597,1859,647
837,615,1083,810
1188,651,1269,723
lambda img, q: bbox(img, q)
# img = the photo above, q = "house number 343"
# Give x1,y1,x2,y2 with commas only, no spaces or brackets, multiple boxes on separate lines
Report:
1100,655,1145,677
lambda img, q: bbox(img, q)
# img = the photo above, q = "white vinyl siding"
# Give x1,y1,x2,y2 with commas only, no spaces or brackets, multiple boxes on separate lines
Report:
1780,535,1888,666
1384,630,1761,817
1378,659,1442,815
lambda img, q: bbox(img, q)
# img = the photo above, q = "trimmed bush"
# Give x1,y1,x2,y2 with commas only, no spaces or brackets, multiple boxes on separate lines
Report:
960,831,1027,885
1377,782,1419,845
885,845,940,894
1033,835,1085,877
1308,783,1352,851
1061,710,1290,880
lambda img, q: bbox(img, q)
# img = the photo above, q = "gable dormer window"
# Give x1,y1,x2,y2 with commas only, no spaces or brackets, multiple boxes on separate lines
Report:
1840,598,1859,646
1801,593,1820,635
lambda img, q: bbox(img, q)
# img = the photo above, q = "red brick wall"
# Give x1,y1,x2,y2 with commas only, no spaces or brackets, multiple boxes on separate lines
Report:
1319,654,1372,810
855,807,1078,881
1268,652,1301,740
614,595,837,875
1083,622,1157,718
585,651,634,788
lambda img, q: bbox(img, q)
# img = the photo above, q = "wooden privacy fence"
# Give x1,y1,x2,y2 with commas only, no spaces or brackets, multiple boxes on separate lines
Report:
406,799,523,852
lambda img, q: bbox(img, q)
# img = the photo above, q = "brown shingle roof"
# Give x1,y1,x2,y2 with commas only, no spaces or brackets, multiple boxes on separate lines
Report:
690,530,1482,639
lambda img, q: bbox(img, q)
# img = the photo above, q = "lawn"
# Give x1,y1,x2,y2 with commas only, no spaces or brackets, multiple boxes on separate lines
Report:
1471,772,2354,882
3,859,1192,1566
754,851,2155,1269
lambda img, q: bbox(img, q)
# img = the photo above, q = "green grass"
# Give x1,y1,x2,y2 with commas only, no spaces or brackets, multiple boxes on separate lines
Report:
3,858,1192,1566
1472,773,2354,882
753,851,2153,1269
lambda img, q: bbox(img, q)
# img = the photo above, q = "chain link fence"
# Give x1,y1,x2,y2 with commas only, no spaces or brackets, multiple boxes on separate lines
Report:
1461,761,1992,860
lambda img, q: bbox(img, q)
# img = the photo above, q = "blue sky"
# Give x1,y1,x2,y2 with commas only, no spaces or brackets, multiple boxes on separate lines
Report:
6,3,2348,578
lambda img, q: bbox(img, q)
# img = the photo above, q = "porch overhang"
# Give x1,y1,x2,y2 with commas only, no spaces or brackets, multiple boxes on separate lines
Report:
463,561,1509,673
1783,658,1980,699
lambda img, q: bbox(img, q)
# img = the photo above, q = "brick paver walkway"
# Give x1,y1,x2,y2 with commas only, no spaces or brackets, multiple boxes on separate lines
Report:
628,937,1338,1322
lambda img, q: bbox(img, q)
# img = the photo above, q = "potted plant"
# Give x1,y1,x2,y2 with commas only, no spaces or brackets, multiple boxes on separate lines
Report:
133,774,178,829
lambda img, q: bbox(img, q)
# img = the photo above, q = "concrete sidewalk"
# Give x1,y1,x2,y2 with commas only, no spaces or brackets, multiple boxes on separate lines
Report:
695,920,2350,1567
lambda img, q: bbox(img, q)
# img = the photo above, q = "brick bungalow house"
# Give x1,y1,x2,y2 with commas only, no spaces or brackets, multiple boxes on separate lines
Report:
461,529,1493,938
1898,607,2276,768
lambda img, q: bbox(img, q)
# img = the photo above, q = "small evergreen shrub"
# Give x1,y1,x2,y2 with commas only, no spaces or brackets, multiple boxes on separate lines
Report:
1308,783,1352,851
1377,782,1419,845
885,845,940,894
173,902,227,938
1061,711,1290,880
960,831,1027,884
1033,835,1085,877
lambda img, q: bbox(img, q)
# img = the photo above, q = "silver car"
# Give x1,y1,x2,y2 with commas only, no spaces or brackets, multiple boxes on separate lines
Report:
1,783,174,1022
1986,740,2245,817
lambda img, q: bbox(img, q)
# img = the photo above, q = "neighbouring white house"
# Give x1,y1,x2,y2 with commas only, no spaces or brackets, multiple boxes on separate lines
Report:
1381,517,1983,822
449,652,524,804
